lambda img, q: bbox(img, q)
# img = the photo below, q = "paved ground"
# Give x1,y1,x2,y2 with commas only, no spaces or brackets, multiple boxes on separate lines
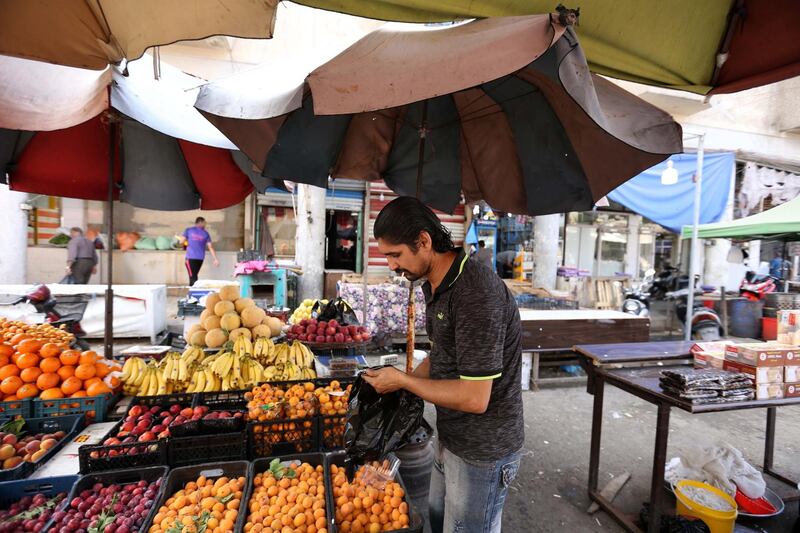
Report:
500,384,800,533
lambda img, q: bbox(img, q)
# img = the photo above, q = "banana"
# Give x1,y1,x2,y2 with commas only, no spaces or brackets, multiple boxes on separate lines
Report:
203,369,217,392
132,360,147,387
162,356,174,382
155,367,167,395
121,357,135,381
178,358,188,382
194,369,207,393
140,369,153,396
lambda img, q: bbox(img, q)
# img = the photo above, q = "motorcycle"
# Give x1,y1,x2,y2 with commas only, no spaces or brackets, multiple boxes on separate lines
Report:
649,264,690,300
622,269,654,317
0,285,92,350
668,287,723,341
739,271,779,301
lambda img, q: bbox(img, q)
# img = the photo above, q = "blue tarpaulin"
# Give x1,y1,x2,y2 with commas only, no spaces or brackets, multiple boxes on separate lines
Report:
608,152,735,233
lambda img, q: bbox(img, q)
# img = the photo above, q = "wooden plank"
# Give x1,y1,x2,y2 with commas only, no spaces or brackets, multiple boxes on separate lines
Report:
521,316,650,351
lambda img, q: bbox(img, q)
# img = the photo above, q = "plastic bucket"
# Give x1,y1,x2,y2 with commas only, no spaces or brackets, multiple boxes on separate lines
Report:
762,317,777,340
675,480,737,533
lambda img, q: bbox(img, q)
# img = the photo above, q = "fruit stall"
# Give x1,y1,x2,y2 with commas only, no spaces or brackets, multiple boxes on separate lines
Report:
0,286,413,533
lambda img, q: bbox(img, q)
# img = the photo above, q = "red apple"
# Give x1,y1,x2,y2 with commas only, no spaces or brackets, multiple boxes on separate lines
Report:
158,430,170,439
149,406,161,415
169,404,182,415
121,422,135,432
328,319,339,328
306,325,317,335
318,321,327,330
354,334,363,342
193,406,208,417
138,432,156,442
151,424,166,434
131,427,145,437
128,405,143,417
309,319,318,326
315,335,325,343
345,336,353,343
334,333,345,343
299,319,309,327
325,327,336,336
325,335,334,343
2,434,17,445
348,326,359,336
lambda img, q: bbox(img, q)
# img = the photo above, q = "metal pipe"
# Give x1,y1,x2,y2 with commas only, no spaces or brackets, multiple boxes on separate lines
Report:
104,118,116,358
685,134,705,341
362,181,371,326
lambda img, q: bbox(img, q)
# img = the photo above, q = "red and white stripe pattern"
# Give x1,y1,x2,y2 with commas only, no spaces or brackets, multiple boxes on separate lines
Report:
28,207,60,245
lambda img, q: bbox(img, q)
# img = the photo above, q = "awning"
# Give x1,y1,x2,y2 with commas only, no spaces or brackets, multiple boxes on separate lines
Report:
680,195,800,241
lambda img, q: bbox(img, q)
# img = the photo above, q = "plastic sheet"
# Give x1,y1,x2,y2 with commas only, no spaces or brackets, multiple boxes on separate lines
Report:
343,373,424,469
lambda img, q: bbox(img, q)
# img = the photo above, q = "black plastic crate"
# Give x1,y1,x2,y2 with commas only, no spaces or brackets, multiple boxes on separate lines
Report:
0,474,77,517
44,466,168,533
141,460,251,533
315,377,354,450
325,452,423,533
78,419,168,474
247,417,318,458
130,392,195,409
235,453,330,533
193,389,249,411
0,415,84,482
168,431,247,468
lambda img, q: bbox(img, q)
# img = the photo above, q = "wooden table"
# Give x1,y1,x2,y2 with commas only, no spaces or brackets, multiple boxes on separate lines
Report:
580,362,800,533
519,310,650,388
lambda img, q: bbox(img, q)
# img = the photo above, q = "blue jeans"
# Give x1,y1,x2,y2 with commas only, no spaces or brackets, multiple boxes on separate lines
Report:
429,441,521,533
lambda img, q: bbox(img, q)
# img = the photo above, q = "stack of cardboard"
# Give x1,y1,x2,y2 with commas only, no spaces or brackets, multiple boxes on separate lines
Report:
723,343,799,400
777,310,800,345
692,342,727,369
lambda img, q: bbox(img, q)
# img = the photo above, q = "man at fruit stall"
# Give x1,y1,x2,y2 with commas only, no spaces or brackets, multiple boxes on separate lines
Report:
364,196,523,533
180,216,220,287
65,227,98,284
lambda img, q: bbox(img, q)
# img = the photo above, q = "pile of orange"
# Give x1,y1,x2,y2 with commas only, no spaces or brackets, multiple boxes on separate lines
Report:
245,383,317,456
243,461,328,533
0,332,122,408
150,474,245,533
0,318,74,345
315,380,351,448
331,463,410,533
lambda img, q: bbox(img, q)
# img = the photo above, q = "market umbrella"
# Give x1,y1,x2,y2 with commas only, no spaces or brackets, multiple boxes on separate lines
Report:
196,14,683,216
289,0,800,95
680,196,800,241
0,0,277,70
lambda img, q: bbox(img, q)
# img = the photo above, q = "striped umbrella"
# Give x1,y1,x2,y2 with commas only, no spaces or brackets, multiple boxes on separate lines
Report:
196,13,683,216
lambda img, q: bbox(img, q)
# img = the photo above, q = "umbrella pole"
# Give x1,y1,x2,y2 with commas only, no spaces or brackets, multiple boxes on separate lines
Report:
408,100,428,373
104,120,115,358
783,240,788,292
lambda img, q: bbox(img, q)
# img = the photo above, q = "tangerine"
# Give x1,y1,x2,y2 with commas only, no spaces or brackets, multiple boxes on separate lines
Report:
17,339,43,354
60,376,82,396
59,350,80,366
57,365,75,381
0,344,14,357
79,351,98,365
20,367,42,383
39,343,62,358
83,377,102,390
39,357,61,373
71,390,87,398
16,383,38,399
94,362,111,378
87,382,112,396
9,333,30,346
0,376,22,395
40,387,64,400
16,353,40,370
75,364,96,380
36,372,60,390
0,364,20,380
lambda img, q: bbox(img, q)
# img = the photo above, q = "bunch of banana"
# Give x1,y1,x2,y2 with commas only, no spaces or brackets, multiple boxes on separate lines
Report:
136,362,168,396
253,337,275,365
121,357,147,395
186,366,221,393
288,341,315,369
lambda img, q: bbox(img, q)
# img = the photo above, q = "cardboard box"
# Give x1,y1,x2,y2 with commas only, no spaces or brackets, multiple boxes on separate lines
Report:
786,366,800,384
723,359,783,385
757,383,784,400
724,343,796,367
778,310,800,334
785,383,800,398
694,351,724,370
691,342,727,356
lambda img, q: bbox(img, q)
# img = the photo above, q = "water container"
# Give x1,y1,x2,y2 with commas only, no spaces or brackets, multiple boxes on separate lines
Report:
396,421,435,530
728,299,763,339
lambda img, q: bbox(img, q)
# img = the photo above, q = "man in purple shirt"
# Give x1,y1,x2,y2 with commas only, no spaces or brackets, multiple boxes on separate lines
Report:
181,217,219,287
66,227,98,284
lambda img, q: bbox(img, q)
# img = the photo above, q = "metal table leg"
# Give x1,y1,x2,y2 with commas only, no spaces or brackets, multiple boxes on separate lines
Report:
588,373,605,493
762,406,799,492
532,351,540,391
647,403,671,533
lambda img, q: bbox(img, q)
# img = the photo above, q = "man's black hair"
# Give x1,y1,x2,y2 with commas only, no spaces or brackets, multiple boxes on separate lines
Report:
478,240,486,248
374,196,454,253
195,217,206,224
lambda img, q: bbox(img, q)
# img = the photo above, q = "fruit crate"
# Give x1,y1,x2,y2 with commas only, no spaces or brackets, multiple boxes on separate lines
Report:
31,391,120,422
193,389,249,411
315,377,355,451
43,466,168,533
0,474,78,508
130,391,196,409
77,419,168,474
0,398,32,419
306,341,368,358
234,452,330,533
140,460,251,533
247,416,319,458
325,452,423,533
167,431,248,468
0,415,84,482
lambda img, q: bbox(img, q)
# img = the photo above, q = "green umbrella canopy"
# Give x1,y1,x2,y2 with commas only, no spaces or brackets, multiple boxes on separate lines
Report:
294,0,800,95
681,196,800,241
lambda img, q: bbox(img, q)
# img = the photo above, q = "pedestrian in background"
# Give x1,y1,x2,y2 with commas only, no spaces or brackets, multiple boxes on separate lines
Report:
474,240,495,271
65,227,98,284
181,216,219,287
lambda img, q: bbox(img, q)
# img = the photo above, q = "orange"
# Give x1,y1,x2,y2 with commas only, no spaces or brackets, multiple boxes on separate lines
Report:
36,372,60,391
79,351,98,365
11,353,19,365
40,387,64,400
2,395,18,402
108,376,121,390
39,357,61,374
60,376,82,396
16,353,40,370
75,364,96,381
86,382,112,396
9,333,30,346
16,383,39,399
17,339,43,354
20,367,42,383
0,364,20,380
57,365,75,381
0,376,22,395
94,362,111,378
83,377,102,390
0,355,7,368
71,390,87,398
59,350,80,366
39,343,62,358
0,343,14,358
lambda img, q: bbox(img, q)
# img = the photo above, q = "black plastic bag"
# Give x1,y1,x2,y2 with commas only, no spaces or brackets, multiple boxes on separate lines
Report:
344,372,424,468
638,504,710,533
313,297,360,326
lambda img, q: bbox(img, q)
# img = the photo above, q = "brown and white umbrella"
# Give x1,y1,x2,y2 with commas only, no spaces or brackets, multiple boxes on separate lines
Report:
196,13,683,216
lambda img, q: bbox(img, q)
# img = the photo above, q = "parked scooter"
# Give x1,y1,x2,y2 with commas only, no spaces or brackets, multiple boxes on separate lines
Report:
1,285,91,350
622,269,654,317
739,271,779,301
668,287,723,341
649,263,690,300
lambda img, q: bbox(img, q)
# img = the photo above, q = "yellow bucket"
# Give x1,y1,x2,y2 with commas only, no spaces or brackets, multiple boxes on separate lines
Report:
674,480,737,533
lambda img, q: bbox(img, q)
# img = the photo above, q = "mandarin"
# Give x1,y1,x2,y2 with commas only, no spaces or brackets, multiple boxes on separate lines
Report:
39,357,61,373
59,350,80,366
16,383,38,399
60,376,82,395
36,372,60,390
20,367,42,383
39,342,62,358
16,352,40,369
0,364,20,380
0,376,23,395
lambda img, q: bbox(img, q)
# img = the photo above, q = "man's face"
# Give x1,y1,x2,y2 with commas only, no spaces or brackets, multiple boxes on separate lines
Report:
196,221,206,229
377,235,433,282
70,230,80,239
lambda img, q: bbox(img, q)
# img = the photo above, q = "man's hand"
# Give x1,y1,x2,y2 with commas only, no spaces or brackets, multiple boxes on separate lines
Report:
65,265,72,273
91,266,98,274
362,367,407,394
213,258,220,268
